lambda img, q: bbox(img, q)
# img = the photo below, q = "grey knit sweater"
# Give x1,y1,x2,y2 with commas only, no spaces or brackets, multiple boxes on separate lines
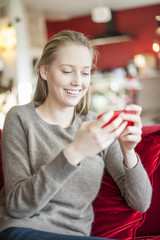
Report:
0,102,152,236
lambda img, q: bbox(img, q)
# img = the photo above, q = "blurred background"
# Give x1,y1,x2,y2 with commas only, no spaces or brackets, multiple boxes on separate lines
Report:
0,0,160,128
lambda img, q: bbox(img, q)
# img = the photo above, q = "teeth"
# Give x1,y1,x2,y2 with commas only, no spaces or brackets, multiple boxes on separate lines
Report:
65,89,80,95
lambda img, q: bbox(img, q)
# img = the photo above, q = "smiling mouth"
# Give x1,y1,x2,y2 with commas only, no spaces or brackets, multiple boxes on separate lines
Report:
64,89,82,96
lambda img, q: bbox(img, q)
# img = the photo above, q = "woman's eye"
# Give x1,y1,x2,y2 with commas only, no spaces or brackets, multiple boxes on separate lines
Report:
83,72,90,76
63,71,72,74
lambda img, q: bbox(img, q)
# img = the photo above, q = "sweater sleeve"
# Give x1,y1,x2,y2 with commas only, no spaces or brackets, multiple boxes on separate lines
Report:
2,107,79,219
103,139,152,212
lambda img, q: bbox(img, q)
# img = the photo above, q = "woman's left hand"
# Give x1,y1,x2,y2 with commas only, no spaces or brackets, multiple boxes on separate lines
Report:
118,104,142,155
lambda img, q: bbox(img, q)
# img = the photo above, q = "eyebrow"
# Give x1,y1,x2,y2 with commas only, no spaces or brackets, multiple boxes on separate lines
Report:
59,64,91,69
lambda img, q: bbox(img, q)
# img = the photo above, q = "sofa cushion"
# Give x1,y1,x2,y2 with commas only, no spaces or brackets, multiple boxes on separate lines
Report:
135,127,160,238
91,170,144,240
136,163,160,238
91,125,160,240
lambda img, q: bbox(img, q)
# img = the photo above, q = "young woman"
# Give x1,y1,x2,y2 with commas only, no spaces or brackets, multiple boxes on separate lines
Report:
0,30,152,240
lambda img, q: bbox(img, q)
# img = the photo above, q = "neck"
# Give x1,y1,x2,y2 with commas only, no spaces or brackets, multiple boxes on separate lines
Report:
36,99,75,128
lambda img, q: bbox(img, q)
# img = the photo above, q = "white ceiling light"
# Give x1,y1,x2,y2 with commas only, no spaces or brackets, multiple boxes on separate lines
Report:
91,6,112,23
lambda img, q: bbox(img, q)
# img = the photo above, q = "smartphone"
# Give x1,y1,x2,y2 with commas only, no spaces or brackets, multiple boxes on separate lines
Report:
97,110,136,128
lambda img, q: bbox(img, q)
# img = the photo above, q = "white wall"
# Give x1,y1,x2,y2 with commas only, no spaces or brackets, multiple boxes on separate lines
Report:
137,72,160,113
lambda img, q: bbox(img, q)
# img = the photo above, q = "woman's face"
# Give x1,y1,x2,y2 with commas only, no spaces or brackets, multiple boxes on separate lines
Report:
41,44,92,110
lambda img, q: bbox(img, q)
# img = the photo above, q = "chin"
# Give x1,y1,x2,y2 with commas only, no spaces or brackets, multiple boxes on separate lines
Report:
66,97,83,106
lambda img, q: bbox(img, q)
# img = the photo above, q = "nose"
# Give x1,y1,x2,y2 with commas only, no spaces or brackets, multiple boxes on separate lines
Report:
71,71,82,85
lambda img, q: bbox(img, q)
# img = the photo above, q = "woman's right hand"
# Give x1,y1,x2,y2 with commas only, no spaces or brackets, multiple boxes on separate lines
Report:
63,111,127,166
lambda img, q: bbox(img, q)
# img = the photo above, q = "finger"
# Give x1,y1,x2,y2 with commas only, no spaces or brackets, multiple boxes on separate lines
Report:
120,126,142,138
125,104,142,116
100,121,128,149
119,133,142,143
96,111,114,128
108,121,128,139
101,137,115,150
100,120,127,142
122,113,142,128
103,113,124,132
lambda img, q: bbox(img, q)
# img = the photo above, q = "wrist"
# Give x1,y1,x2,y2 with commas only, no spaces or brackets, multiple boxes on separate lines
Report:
123,149,138,169
63,143,82,166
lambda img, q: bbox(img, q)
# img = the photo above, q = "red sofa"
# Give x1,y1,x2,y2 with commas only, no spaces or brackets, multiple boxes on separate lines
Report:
0,125,160,239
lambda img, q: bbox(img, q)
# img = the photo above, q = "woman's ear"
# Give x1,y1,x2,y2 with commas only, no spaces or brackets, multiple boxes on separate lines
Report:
40,65,48,80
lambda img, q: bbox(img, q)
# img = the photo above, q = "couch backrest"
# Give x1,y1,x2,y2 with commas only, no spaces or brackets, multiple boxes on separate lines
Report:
136,125,160,237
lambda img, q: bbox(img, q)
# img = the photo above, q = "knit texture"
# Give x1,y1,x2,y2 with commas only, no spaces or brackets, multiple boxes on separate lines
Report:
0,102,152,236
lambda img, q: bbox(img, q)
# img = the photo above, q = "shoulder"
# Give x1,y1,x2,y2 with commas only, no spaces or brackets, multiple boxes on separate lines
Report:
5,102,34,119
3,102,35,129
2,102,38,141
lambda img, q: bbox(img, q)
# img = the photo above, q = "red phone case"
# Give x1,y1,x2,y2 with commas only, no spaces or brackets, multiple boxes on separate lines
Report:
98,110,136,128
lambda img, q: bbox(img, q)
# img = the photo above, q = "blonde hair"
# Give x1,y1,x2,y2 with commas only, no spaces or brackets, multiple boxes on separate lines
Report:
33,30,98,115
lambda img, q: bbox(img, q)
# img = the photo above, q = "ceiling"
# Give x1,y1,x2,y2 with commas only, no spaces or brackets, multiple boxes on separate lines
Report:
22,0,160,20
